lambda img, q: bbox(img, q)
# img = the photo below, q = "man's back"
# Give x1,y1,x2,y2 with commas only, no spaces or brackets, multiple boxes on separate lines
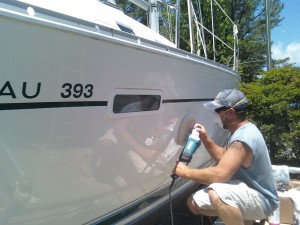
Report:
228,122,279,214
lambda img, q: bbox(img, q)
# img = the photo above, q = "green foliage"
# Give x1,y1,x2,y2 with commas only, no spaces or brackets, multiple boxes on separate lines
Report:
115,0,147,25
158,0,177,42
117,0,284,81
205,0,283,82
175,0,284,82
241,66,300,166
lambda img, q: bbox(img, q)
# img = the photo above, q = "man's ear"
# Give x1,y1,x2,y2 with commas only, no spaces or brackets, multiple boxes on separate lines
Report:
228,108,236,116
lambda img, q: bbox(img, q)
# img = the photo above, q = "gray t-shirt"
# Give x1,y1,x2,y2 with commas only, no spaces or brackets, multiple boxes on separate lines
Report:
227,122,279,215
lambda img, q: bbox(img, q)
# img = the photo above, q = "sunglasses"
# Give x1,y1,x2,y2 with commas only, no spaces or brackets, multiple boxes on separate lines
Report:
214,98,246,115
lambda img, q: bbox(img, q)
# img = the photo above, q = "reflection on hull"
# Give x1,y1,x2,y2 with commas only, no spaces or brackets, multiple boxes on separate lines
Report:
0,0,239,224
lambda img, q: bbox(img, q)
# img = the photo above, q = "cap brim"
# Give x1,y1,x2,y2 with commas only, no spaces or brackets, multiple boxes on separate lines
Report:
203,101,224,110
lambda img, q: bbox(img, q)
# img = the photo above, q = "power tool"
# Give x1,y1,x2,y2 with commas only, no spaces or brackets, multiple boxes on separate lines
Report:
169,128,201,225
171,128,201,180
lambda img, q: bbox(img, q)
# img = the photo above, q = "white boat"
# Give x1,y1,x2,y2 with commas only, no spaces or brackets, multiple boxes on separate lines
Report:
0,0,240,224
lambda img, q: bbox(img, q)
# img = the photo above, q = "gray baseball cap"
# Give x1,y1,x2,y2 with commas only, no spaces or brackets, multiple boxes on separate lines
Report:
204,89,248,110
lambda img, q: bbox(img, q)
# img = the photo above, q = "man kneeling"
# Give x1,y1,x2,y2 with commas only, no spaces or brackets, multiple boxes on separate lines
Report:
172,89,279,225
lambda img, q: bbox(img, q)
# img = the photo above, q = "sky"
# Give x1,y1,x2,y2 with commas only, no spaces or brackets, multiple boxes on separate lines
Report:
271,0,300,66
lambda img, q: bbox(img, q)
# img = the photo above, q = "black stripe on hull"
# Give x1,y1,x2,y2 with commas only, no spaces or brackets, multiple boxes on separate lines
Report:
0,98,214,111
162,98,213,103
0,101,108,110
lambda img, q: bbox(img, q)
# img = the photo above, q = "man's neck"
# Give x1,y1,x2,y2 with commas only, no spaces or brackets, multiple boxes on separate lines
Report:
227,120,249,133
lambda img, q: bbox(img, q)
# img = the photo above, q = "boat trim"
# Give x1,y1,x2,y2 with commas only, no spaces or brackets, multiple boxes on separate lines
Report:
0,101,107,110
0,98,214,111
163,98,214,103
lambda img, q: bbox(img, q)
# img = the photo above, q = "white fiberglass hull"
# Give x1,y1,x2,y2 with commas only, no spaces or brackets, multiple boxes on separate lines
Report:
0,1,240,224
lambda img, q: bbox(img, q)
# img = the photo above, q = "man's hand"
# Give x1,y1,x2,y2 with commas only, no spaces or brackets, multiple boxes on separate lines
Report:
194,123,207,139
194,122,226,163
172,161,190,178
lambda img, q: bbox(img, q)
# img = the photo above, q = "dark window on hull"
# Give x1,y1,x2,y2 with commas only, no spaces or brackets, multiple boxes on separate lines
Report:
113,95,161,113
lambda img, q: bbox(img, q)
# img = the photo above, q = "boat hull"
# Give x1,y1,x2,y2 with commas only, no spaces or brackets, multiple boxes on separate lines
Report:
0,3,240,224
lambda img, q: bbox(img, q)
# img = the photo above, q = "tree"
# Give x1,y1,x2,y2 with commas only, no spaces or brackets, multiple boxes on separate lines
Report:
115,0,148,25
189,0,283,82
241,66,300,166
155,0,284,82
117,0,284,81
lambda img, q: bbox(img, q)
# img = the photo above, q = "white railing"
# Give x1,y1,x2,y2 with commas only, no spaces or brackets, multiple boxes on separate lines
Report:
124,0,239,71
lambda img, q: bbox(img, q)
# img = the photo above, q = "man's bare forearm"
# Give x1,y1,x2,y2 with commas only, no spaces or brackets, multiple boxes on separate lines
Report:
200,132,226,162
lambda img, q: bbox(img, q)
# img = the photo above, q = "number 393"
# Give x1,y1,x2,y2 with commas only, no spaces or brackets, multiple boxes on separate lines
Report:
61,83,93,98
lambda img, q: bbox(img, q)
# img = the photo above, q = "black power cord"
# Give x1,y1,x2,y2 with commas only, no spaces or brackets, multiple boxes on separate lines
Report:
168,175,177,225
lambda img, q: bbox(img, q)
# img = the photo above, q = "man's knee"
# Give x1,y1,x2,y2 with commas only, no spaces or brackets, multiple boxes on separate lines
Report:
187,196,198,215
187,195,218,217
208,188,223,208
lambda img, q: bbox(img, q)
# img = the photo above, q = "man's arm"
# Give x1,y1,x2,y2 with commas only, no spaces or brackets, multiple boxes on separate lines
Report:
173,141,252,184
